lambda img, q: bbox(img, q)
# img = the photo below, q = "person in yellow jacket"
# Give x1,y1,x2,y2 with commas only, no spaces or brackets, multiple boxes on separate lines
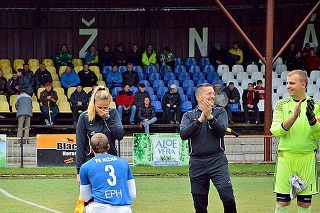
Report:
142,43,157,69
228,41,243,66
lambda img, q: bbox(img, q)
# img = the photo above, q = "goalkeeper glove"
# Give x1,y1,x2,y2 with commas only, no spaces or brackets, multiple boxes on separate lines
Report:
306,99,316,125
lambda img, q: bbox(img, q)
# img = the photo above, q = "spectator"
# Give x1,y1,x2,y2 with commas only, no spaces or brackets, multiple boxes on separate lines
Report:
242,83,260,124
142,43,157,69
209,42,228,70
116,84,136,124
7,71,20,97
15,89,32,143
162,84,182,124
60,65,80,93
302,43,310,58
34,64,52,92
79,133,136,213
223,82,241,112
282,42,296,65
99,43,113,69
303,48,320,76
134,83,150,109
138,97,157,133
122,63,139,87
160,46,175,71
113,42,127,66
39,82,59,125
0,69,7,96
70,84,89,126
85,45,99,66
106,65,123,90
78,64,98,88
22,63,36,93
254,80,265,100
17,69,34,97
287,51,304,71
227,41,243,67
87,83,98,98
127,44,142,66
214,82,233,125
54,44,72,70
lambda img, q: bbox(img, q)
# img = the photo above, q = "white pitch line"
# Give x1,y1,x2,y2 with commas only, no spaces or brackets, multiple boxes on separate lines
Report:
0,187,62,213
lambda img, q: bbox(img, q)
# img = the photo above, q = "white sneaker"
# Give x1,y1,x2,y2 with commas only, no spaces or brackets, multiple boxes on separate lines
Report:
45,119,50,125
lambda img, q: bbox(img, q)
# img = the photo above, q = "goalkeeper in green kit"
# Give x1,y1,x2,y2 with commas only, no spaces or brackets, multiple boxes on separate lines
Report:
270,70,320,213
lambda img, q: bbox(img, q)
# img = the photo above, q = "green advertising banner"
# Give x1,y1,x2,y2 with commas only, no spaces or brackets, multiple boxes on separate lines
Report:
133,133,189,166
0,134,6,167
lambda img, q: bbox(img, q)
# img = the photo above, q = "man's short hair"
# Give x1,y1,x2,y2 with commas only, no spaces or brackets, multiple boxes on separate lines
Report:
90,133,109,153
228,82,234,86
257,80,262,84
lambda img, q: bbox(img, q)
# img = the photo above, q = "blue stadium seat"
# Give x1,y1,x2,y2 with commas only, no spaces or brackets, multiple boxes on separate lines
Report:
177,87,185,97
148,72,161,84
133,65,143,73
167,79,180,88
118,66,127,73
178,72,190,84
188,65,201,76
139,80,150,87
152,79,165,91
199,57,211,69
174,65,187,77
145,65,157,76
193,71,205,83
181,101,193,112
130,86,138,94
138,72,146,80
212,79,225,89
229,103,241,112
164,72,176,84
175,57,183,66
157,86,169,98
160,66,173,77
180,94,188,102
182,79,195,91
185,57,197,69
150,94,158,101
145,86,154,95
207,71,219,82
111,86,122,99
101,66,112,79
197,79,209,86
186,86,196,98
151,100,163,113
203,65,215,76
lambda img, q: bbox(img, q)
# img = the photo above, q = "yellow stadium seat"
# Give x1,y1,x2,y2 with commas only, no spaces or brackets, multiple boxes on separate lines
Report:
32,94,37,102
53,87,65,96
0,59,11,67
59,65,67,76
96,73,103,81
74,65,83,73
90,66,100,74
32,101,41,113
67,87,77,99
0,95,7,101
28,59,40,67
58,101,72,113
1,66,12,74
83,87,92,94
9,94,18,106
4,73,12,80
56,94,68,105
72,58,83,66
52,81,61,88
30,66,38,73
46,66,56,75
37,87,46,99
97,81,106,87
42,59,54,67
11,104,17,112
51,73,59,81
0,101,10,112
13,59,25,71
109,101,116,109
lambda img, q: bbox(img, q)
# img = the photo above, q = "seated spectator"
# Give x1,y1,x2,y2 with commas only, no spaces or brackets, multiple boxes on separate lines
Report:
209,42,228,70
254,80,265,100
106,65,123,90
85,45,99,66
162,84,181,124
304,48,320,76
87,83,98,98
0,69,7,96
78,64,98,87
282,42,296,65
242,83,260,124
7,71,20,97
127,44,142,66
113,42,127,66
60,65,80,93
142,43,157,69
122,63,139,87
54,44,72,70
287,51,304,71
227,41,243,67
17,69,34,97
22,63,36,92
138,97,157,133
214,82,233,125
160,46,175,71
134,83,150,109
34,64,52,91
70,84,89,126
302,43,310,58
116,84,136,124
39,82,59,125
223,82,240,120
99,43,113,69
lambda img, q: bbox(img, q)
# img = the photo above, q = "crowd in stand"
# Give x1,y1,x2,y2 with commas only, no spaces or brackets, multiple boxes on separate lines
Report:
1,41,319,131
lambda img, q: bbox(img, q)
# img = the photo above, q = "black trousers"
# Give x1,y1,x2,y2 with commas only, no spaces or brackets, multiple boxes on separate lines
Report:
163,106,182,123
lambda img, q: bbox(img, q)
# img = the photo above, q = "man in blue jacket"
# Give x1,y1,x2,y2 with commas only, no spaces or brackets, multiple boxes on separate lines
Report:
60,65,80,94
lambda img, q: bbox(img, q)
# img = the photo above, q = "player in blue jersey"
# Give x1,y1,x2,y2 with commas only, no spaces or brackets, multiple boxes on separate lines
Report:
79,133,136,213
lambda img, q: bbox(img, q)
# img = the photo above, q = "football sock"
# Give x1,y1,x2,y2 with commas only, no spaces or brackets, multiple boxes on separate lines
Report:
298,206,311,213
275,203,289,213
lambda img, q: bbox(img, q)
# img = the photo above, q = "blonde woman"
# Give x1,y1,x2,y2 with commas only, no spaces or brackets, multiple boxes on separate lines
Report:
76,85,124,185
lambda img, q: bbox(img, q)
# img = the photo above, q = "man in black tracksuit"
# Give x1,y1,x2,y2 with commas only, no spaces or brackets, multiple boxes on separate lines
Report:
180,83,237,213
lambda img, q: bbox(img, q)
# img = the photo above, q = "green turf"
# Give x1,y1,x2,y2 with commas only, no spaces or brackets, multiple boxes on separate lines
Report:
0,177,319,213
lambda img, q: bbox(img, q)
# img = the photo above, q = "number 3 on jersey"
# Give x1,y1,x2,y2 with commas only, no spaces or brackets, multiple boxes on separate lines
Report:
105,165,117,186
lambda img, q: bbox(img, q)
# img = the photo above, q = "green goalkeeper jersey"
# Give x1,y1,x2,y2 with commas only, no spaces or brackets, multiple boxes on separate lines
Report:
270,96,320,154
